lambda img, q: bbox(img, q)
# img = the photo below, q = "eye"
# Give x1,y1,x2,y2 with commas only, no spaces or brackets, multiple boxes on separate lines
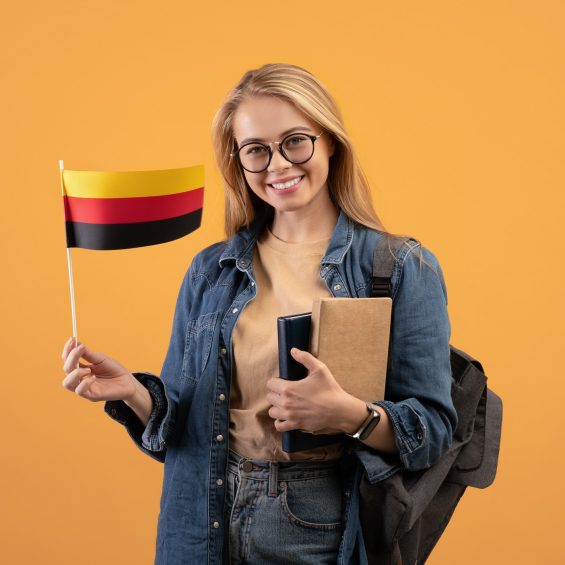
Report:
244,144,268,155
283,134,309,149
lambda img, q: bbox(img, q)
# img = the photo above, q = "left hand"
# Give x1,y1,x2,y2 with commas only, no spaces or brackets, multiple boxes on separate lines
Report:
266,347,351,434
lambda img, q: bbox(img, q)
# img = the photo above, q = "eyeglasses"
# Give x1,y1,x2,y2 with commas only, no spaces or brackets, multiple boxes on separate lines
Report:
230,132,323,173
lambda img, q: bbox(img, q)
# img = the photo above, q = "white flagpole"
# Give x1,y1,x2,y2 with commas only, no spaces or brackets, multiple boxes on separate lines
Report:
60,159,78,344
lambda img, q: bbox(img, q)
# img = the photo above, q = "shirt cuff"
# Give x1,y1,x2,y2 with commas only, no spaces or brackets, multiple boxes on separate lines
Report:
104,372,168,459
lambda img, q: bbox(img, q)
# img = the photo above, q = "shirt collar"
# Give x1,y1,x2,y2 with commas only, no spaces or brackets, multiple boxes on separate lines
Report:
218,206,355,270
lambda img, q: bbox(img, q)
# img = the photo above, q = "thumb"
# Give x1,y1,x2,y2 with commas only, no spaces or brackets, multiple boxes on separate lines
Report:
290,348,323,373
77,343,107,366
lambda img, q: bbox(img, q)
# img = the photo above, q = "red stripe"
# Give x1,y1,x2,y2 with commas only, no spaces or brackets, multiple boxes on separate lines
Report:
63,187,204,224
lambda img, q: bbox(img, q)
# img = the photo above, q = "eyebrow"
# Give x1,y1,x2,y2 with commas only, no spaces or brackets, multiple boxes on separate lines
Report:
239,126,313,146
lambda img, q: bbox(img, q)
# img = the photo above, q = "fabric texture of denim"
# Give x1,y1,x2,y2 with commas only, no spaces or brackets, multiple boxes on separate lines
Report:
226,449,343,564
104,206,458,565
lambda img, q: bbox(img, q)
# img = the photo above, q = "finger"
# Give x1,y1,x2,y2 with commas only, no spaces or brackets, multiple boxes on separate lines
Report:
268,406,285,420
274,418,297,433
266,392,281,407
63,344,86,374
62,367,91,392
77,343,107,366
61,337,76,361
75,375,97,400
290,348,324,372
266,377,288,395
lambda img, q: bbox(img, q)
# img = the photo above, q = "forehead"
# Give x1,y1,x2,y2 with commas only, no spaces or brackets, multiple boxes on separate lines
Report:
232,95,315,142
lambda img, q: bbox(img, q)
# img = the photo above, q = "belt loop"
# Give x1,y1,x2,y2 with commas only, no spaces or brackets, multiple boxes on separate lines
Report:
268,461,278,497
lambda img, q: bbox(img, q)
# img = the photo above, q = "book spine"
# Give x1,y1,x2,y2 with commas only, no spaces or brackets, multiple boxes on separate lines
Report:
277,318,291,381
310,298,322,358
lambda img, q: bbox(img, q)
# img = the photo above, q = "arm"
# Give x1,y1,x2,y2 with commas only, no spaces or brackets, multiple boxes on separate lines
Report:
123,378,154,427
356,242,458,476
266,242,456,472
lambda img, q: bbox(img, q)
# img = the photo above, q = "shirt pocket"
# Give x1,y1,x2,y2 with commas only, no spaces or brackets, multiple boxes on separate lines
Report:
181,311,219,385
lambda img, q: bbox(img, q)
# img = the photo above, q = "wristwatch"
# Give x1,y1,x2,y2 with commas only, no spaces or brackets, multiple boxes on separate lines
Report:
347,402,381,440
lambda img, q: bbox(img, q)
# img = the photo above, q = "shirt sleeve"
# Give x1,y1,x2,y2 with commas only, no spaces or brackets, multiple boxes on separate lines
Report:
103,257,197,463
104,372,169,462
356,241,458,481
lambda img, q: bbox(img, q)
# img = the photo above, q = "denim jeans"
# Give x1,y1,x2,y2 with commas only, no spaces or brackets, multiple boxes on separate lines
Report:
225,450,344,564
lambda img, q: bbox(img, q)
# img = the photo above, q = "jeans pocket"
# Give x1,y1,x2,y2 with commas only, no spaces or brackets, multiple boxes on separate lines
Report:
279,475,343,530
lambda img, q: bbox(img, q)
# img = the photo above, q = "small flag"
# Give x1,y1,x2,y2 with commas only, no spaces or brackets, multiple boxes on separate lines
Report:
62,165,204,250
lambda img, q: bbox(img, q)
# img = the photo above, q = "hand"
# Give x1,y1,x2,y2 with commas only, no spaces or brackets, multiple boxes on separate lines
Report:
266,347,354,434
61,337,138,403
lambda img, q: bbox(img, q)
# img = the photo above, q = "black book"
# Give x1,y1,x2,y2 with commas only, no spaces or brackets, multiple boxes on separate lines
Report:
277,312,344,453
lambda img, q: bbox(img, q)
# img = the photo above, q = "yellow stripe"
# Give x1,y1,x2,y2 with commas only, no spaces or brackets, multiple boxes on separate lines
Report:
62,165,205,198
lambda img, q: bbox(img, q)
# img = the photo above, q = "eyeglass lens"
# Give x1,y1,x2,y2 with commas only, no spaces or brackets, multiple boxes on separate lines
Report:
238,134,315,172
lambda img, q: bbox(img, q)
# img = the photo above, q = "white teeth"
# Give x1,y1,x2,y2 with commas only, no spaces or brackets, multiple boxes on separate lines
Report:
271,176,303,189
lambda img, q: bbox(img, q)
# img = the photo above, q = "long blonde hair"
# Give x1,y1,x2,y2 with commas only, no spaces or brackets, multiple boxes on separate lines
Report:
211,63,391,239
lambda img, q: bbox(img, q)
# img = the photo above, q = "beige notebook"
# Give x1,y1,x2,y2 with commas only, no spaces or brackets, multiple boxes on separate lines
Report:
309,297,392,401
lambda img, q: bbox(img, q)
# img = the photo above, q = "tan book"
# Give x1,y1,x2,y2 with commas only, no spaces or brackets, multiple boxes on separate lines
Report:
309,297,392,401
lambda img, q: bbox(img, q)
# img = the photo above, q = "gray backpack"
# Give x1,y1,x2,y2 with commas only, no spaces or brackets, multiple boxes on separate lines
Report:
359,235,503,564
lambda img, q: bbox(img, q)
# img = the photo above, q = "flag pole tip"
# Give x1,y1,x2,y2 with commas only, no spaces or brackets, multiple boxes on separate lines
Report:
59,159,64,170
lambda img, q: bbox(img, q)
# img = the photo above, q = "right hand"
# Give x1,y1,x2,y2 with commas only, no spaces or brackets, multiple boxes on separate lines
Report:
61,337,139,403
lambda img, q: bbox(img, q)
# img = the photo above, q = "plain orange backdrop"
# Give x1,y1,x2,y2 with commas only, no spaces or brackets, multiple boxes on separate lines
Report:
1,1,563,563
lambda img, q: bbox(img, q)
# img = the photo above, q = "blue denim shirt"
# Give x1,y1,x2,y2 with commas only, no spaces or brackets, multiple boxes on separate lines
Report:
104,207,457,565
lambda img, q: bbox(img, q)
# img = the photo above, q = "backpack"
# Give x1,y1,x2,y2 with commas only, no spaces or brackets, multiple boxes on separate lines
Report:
358,235,503,565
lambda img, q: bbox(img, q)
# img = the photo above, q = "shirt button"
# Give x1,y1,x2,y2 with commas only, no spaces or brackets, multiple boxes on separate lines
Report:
240,259,248,268
213,521,220,529
218,393,226,401
232,307,239,314
216,434,224,442
417,432,423,441
216,478,224,486
220,347,227,355
334,284,342,291
251,281,255,286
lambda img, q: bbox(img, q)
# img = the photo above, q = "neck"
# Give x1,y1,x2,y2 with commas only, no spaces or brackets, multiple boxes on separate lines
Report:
270,206,339,243
269,198,339,243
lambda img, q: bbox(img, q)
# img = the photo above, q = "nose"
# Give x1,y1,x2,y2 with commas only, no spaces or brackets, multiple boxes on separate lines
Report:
267,143,292,172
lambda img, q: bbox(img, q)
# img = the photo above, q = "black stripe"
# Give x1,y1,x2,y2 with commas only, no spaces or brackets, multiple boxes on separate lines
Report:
66,208,203,250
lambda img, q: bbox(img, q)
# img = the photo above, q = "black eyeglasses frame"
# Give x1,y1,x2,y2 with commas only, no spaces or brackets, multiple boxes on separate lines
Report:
230,132,323,173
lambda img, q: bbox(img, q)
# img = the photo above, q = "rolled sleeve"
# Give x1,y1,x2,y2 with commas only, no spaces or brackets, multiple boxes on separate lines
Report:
357,241,458,480
104,372,169,462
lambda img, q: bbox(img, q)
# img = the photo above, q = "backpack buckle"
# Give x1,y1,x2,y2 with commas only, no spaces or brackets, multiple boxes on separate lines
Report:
371,278,392,298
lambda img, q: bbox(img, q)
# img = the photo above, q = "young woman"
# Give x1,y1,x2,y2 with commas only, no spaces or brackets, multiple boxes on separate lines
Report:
61,64,457,565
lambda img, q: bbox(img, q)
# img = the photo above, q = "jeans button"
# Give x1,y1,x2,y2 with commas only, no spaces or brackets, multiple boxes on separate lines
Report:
241,460,253,473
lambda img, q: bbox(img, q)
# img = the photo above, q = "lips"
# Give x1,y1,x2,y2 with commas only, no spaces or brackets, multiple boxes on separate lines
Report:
268,175,304,189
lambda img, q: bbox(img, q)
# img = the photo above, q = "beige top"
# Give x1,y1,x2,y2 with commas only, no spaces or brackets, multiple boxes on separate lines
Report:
229,227,345,461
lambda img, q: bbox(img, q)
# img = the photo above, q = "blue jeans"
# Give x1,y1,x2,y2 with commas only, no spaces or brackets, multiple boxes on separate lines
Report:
225,450,344,564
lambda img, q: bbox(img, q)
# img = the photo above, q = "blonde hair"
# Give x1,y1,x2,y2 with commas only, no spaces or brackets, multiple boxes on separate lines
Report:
211,63,392,239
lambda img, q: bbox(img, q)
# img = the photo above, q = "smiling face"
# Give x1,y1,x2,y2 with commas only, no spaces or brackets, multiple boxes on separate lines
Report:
232,95,335,218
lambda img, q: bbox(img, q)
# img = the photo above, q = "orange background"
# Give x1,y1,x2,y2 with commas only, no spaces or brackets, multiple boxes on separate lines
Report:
1,1,563,563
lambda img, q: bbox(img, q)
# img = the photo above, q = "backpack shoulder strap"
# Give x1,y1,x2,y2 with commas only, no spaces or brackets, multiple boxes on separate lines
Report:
371,234,412,298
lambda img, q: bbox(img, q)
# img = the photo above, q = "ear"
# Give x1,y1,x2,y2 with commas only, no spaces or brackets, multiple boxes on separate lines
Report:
327,134,336,158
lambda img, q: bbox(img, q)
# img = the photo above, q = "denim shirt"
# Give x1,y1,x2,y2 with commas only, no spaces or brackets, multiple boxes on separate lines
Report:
104,207,457,565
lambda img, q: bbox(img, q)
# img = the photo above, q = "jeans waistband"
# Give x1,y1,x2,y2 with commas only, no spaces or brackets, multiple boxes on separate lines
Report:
228,449,342,498
228,449,341,477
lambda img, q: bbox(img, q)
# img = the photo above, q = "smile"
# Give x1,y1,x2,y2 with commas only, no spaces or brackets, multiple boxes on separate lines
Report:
268,176,304,190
